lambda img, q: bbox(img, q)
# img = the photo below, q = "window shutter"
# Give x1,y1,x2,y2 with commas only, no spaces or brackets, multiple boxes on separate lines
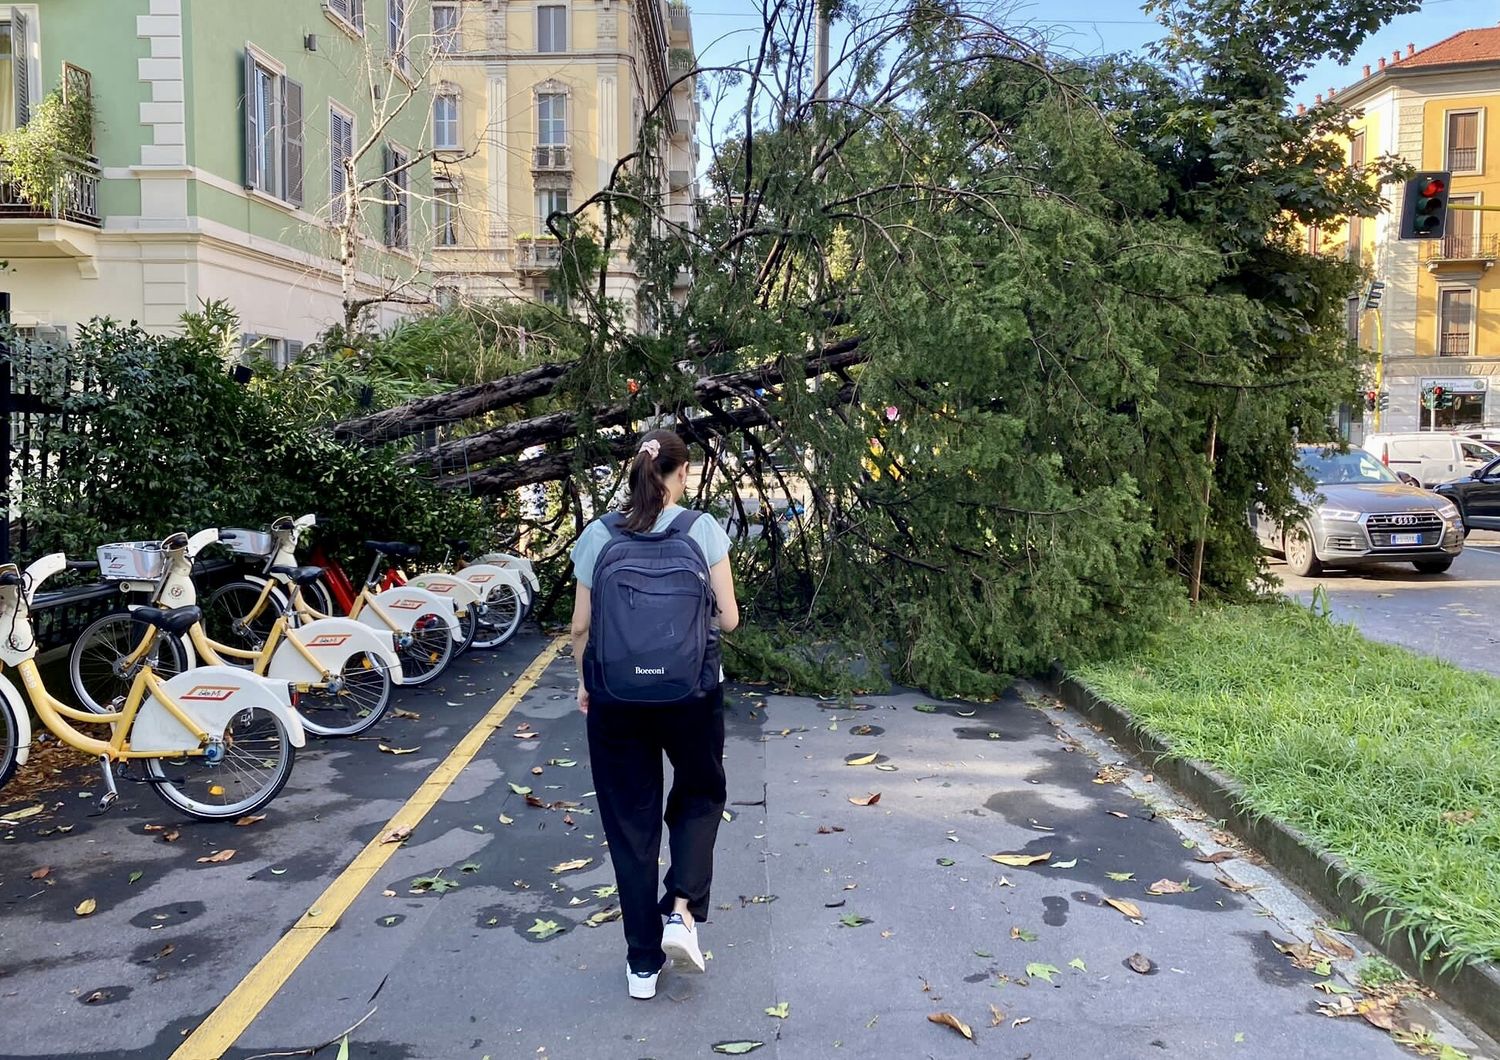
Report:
352,0,364,30
286,340,304,364
383,144,395,245
243,51,260,189
330,113,347,222
11,13,28,126
284,79,304,205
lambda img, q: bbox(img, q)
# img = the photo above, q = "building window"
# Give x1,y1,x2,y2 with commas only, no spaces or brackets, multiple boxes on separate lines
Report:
1349,130,1365,169
537,5,566,52
0,12,31,132
434,183,459,246
1421,385,1485,431
1346,215,1362,262
387,0,409,74
1444,195,1480,258
433,3,459,52
1438,288,1475,357
1346,296,1360,344
1446,110,1481,174
542,285,568,309
385,145,409,247
330,107,355,223
536,187,568,231
243,49,304,206
325,0,365,33
538,93,566,145
434,93,459,150
1306,224,1320,256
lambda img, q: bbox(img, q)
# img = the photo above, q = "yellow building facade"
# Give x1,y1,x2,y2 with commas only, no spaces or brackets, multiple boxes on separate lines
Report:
428,0,696,311
1330,28,1500,433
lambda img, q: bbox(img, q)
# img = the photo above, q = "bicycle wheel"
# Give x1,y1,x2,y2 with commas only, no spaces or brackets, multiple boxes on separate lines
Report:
297,651,393,737
146,706,296,820
203,580,286,661
69,612,192,715
470,583,524,650
397,611,455,685
0,693,19,791
299,574,339,619
453,605,479,655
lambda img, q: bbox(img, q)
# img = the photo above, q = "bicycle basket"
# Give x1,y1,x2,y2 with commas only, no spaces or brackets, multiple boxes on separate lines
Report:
219,528,276,558
96,541,166,581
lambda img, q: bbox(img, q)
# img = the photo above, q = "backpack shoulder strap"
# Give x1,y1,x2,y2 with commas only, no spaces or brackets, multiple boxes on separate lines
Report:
600,512,627,538
666,509,701,537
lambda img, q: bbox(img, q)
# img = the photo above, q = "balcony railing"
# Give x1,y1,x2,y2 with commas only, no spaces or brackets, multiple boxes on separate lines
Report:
514,236,563,272
669,2,691,39
1439,330,1473,357
0,154,102,227
1447,146,1478,172
532,144,571,172
1422,233,1500,265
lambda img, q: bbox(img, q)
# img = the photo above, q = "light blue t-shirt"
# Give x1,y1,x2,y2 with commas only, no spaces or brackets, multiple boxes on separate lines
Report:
570,505,731,588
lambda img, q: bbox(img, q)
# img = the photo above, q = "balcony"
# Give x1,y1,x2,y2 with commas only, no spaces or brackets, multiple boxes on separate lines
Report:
1423,233,1499,270
669,1,692,43
1439,330,1473,357
0,153,102,274
532,144,571,173
514,236,563,274
1446,146,1478,172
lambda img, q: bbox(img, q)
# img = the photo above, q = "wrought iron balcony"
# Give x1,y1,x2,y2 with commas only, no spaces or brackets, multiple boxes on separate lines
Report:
514,236,563,273
1446,146,1478,172
669,2,692,41
1422,233,1500,267
0,153,101,227
531,144,571,172
1439,330,1473,357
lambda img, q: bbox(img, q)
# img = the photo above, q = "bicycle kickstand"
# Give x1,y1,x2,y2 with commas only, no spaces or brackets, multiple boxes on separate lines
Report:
95,755,120,813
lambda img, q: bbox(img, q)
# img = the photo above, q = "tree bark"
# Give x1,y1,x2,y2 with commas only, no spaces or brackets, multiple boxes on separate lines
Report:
332,362,572,444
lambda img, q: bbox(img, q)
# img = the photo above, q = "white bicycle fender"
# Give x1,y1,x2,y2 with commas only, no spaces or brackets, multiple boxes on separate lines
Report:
267,617,405,687
406,572,483,611
476,553,539,593
362,586,463,642
132,665,306,753
455,564,527,599
0,673,31,767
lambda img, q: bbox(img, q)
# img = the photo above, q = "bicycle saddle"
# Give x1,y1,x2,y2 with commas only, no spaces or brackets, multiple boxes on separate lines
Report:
131,606,201,636
365,540,421,559
270,565,327,586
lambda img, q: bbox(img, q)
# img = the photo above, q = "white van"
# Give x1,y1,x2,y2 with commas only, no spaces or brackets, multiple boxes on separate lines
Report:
1360,432,1500,486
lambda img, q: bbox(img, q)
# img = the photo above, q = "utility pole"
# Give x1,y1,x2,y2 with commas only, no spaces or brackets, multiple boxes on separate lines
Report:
813,2,829,101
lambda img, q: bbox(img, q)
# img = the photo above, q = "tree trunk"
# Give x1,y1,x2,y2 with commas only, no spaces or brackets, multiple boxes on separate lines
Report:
333,362,572,444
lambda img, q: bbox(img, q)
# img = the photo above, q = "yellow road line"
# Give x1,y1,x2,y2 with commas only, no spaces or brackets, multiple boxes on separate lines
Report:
171,635,568,1060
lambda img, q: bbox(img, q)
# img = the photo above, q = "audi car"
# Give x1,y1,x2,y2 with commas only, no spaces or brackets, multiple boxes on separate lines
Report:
1251,446,1464,576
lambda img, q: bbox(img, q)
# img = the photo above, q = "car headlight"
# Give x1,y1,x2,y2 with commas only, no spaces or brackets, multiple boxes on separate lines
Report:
1317,508,1362,522
1436,501,1461,521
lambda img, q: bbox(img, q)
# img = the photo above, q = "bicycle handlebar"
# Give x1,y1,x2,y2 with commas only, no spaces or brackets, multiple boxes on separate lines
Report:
64,560,100,572
0,571,21,587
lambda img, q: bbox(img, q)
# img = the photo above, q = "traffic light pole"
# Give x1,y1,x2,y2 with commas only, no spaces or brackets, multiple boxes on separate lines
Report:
1448,203,1500,212
1369,308,1385,431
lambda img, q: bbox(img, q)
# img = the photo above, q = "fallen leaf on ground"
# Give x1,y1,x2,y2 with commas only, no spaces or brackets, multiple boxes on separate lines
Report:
1068,958,1087,972
128,870,143,885
765,1002,790,1019
1314,928,1356,960
936,857,955,867
563,813,576,826
848,793,881,806
143,824,165,833
525,795,547,808
0,804,43,822
82,989,112,1004
380,826,413,845
508,782,533,796
711,1043,764,1055
927,1012,973,1040
151,943,176,961
531,766,544,775
1093,765,1130,784
460,862,481,874
1127,953,1154,974
593,884,618,898
1218,875,1259,894
75,898,97,916
163,829,180,842
409,873,459,895
498,814,514,826
512,732,539,740
1194,850,1236,864
378,744,419,755
548,758,577,767
515,722,532,732
1147,879,1186,895
1027,962,1061,983
1012,1017,1032,1028
1106,811,1129,818
1010,926,1037,942
196,849,236,864
1271,937,1334,972
1104,897,1142,919
838,912,871,927
1053,858,1078,869
29,866,49,880
974,948,992,958
391,708,421,720
585,906,622,928
551,858,593,874
235,814,266,827
1441,809,1478,826
1106,871,1135,882
526,918,563,939
914,704,939,714
846,752,878,767
988,852,1051,867
1314,980,1356,995
989,1003,1005,1026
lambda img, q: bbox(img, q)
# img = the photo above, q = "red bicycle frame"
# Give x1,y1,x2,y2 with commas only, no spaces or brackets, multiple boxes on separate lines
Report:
308,544,405,614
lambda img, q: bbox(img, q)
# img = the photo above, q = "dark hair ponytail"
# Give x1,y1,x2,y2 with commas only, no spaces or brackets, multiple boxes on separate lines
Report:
621,428,690,532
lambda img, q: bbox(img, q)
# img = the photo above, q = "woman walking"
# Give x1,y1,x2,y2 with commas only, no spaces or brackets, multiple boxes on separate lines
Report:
570,429,740,1000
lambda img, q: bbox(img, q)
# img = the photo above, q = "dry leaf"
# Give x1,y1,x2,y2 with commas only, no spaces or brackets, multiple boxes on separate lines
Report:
563,813,575,826
987,852,1052,867
1270,937,1333,972
531,766,544,775
391,708,421,720
235,814,266,827
1360,1001,1399,1031
196,849,237,864
29,866,50,880
498,814,514,826
381,826,413,845
82,989,112,1004
74,898,97,917
846,752,878,767
848,793,881,806
1146,879,1185,895
516,722,532,732
1127,952,1154,974
0,804,44,822
512,732,539,740
143,824,165,833
1218,875,1259,894
551,857,593,874
1104,897,1143,919
989,1003,1005,1027
378,744,420,755
926,1012,974,1041
1012,1017,1032,1028
1106,811,1129,818
1313,928,1356,961
524,794,547,808
1194,850,1236,864
1441,809,1478,826
162,829,180,842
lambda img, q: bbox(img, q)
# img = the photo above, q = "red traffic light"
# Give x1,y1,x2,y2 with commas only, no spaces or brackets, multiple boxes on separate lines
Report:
1433,386,1445,397
1422,178,1446,197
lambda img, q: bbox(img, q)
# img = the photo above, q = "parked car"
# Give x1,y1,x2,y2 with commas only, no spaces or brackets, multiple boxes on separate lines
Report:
1251,446,1464,576
1359,432,1500,487
1434,456,1500,535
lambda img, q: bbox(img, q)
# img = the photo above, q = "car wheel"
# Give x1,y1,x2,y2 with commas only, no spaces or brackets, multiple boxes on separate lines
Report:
1413,559,1454,575
1284,524,1321,577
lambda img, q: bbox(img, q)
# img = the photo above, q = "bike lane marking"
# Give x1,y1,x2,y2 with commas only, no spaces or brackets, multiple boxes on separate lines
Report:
169,634,568,1060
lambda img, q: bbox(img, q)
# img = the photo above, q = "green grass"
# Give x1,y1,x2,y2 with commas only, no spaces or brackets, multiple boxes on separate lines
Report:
1074,602,1500,969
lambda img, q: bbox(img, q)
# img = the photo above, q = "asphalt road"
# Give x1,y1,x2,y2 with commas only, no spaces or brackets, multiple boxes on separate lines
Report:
4,635,1491,1059
1275,530,1500,677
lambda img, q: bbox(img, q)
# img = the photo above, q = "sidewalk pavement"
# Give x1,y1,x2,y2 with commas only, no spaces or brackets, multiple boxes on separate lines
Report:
209,649,1447,1060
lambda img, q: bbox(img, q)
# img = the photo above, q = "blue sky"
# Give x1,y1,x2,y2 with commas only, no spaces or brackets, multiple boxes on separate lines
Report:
687,0,1487,127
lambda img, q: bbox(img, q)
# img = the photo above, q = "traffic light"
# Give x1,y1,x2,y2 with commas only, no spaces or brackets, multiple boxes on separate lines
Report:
1433,385,1446,410
1378,392,1389,411
1399,171,1451,239
1364,390,1377,412
1363,281,1384,310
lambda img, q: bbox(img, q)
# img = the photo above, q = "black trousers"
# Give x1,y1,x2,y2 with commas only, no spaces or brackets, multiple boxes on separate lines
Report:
586,688,726,974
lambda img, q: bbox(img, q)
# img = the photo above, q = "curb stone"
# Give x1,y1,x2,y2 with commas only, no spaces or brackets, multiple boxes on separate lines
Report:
1048,673,1500,1045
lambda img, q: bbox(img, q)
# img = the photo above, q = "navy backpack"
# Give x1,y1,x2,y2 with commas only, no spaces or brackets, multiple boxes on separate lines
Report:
584,510,720,705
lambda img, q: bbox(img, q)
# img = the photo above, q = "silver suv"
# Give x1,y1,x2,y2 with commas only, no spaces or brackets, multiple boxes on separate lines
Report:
1251,446,1464,576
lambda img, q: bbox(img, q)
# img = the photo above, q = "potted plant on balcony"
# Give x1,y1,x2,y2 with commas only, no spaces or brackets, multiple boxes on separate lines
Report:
0,88,94,216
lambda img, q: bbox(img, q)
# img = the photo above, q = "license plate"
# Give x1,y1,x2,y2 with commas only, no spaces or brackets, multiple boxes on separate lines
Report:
1390,533,1422,545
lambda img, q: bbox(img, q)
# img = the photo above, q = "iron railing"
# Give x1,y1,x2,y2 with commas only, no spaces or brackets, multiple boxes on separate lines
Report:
0,154,102,226
1447,146,1478,172
1439,331,1473,357
532,144,571,172
1423,233,1500,263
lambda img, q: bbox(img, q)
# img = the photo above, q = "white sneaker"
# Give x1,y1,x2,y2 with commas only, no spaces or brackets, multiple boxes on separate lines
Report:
627,963,660,1000
661,913,706,973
